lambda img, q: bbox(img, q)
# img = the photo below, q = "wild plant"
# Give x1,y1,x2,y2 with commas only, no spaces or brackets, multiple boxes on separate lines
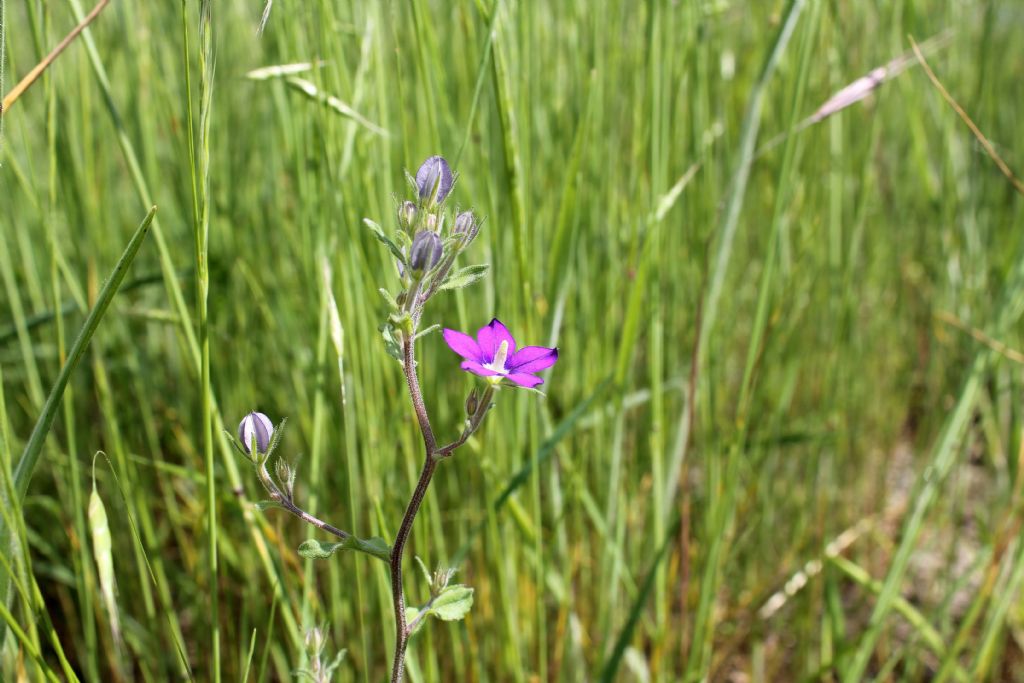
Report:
232,156,558,682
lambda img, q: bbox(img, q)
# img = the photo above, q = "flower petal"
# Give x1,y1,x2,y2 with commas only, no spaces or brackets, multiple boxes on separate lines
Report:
476,318,516,363
443,328,484,362
508,346,558,373
460,360,502,377
505,372,544,388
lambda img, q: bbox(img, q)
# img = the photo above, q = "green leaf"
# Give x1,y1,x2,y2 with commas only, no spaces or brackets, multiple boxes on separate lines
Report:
378,323,403,362
297,536,390,563
254,500,285,512
429,585,474,621
412,324,441,342
363,218,406,263
405,607,420,625
10,207,156,500
438,264,489,292
506,383,546,397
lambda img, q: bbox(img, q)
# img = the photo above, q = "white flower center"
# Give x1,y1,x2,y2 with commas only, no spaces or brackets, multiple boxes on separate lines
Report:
484,340,510,375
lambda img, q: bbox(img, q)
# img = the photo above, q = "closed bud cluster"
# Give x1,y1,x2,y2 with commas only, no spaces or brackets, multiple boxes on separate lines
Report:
409,231,442,274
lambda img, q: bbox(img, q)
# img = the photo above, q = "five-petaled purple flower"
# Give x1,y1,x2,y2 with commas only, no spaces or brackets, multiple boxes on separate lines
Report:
443,319,558,388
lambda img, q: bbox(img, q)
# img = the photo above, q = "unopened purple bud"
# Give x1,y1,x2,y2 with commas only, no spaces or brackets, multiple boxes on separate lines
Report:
415,156,453,204
409,231,443,272
398,201,417,230
238,411,273,454
453,210,479,243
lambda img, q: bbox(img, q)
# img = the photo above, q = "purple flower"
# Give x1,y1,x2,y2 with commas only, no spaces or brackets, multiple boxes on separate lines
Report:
442,319,558,388
238,411,273,454
415,156,453,203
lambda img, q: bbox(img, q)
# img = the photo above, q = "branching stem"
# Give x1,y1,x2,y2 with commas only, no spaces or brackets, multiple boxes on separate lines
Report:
389,333,493,682
254,460,351,540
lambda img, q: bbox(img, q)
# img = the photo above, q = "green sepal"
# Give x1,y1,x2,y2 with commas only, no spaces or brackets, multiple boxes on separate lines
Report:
414,556,432,586
224,430,253,461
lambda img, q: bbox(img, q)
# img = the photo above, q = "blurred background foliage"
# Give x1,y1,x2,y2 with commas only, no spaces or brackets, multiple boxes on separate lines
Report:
2,0,1024,680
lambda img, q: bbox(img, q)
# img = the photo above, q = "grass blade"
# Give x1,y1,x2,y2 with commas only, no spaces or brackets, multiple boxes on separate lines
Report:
11,206,155,497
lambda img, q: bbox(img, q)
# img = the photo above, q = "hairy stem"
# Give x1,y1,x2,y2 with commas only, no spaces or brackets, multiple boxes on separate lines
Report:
276,497,351,541
390,336,438,682
254,461,351,540
390,313,497,681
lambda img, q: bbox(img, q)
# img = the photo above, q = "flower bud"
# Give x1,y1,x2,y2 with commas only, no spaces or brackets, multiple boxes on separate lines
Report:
453,211,473,235
465,388,480,416
409,231,442,273
275,459,294,499
415,156,453,204
453,210,479,243
304,625,326,654
398,201,417,231
238,411,273,454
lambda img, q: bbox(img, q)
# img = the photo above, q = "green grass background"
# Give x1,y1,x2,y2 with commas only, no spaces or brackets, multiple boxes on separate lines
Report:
2,0,1024,680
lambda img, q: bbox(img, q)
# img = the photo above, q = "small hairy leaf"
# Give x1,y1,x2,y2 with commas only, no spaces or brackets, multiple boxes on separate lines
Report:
363,219,406,263
429,585,474,621
438,264,489,292
378,323,404,362
378,288,400,310
412,324,441,342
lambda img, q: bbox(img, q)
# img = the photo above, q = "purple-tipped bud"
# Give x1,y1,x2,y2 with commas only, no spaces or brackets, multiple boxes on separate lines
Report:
238,411,273,454
415,156,453,204
398,201,417,230
409,231,442,273
453,210,479,242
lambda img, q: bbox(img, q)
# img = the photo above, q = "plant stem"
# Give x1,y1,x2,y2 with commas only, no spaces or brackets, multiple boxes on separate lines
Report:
390,335,439,683
389,455,437,683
